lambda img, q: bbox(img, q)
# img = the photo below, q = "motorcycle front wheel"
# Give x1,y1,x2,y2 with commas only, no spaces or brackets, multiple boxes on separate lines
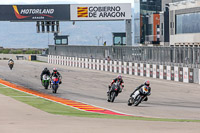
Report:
52,84,58,93
44,82,49,89
128,97,133,106
110,92,116,102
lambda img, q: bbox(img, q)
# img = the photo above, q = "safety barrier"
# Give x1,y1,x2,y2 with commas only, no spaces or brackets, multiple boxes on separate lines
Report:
48,55,200,84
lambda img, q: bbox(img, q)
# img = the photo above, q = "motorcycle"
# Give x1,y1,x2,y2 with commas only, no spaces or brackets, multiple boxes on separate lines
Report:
51,76,60,93
41,74,50,89
8,61,14,70
128,85,150,106
107,81,123,102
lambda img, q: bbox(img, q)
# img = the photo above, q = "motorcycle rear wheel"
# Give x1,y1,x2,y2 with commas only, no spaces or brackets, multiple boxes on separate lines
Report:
134,95,142,106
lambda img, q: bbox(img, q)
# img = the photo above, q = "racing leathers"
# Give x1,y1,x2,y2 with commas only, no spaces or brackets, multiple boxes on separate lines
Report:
130,84,151,101
50,71,62,84
40,68,51,81
108,78,124,93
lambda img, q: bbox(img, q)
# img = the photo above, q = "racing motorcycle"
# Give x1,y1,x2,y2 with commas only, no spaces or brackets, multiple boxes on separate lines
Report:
107,81,124,102
51,76,60,93
8,61,14,70
128,85,151,106
41,74,50,89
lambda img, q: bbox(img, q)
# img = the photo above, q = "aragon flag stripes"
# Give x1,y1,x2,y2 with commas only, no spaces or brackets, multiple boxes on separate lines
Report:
77,7,88,17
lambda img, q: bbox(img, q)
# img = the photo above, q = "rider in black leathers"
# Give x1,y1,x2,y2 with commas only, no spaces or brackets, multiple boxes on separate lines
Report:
107,75,124,95
130,80,151,101
50,68,62,84
40,67,51,81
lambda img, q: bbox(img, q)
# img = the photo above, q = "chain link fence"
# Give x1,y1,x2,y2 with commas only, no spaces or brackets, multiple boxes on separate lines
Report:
49,45,200,68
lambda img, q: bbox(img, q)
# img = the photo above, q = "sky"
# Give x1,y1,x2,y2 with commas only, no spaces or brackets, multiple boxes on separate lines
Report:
0,0,134,7
0,0,134,48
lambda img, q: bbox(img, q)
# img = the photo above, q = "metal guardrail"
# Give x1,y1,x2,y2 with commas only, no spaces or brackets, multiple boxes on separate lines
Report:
48,45,200,68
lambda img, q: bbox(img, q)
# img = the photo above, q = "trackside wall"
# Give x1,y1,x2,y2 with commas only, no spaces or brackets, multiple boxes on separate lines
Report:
48,55,200,84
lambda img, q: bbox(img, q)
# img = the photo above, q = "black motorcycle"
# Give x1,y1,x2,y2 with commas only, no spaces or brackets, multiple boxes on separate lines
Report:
107,81,123,102
8,61,14,70
128,85,150,106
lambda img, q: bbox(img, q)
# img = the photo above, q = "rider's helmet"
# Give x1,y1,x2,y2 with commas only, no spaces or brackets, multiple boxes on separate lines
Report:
53,68,57,74
44,67,48,70
117,75,122,80
144,80,150,86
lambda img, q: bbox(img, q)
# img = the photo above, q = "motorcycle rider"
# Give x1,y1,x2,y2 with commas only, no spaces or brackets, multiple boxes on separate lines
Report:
130,80,151,101
40,67,51,81
50,68,62,85
108,75,124,95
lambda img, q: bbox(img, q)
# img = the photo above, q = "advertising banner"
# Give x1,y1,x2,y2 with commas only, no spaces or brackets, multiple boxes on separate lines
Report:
119,61,122,73
183,67,189,83
159,65,163,79
0,5,70,21
146,64,150,77
129,62,132,75
124,62,127,74
72,57,75,66
114,61,117,73
167,66,171,80
85,58,88,68
96,59,99,70
134,63,138,76
93,59,96,70
174,66,179,81
140,63,144,76
75,57,77,67
179,67,183,82
105,60,108,71
153,64,156,78
70,3,131,21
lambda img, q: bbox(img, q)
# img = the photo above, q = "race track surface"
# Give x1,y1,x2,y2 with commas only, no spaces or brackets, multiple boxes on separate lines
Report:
1,93,200,133
1,60,200,120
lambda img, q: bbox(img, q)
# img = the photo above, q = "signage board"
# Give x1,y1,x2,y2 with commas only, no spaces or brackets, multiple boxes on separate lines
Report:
0,5,70,21
70,3,131,21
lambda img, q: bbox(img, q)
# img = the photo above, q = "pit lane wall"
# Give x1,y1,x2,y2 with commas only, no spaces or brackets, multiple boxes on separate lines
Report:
48,55,200,84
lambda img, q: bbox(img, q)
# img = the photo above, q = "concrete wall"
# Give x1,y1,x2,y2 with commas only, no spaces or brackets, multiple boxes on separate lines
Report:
0,54,48,62
48,55,200,84
0,54,30,60
36,55,48,62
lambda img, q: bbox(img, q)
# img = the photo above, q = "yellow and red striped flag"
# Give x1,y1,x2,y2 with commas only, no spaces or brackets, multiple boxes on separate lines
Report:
77,7,88,17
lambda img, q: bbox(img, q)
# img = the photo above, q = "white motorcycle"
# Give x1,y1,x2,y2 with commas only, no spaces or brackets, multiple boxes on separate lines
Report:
128,85,151,106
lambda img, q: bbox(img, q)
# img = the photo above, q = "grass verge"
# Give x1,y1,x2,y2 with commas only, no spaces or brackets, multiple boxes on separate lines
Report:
0,84,200,122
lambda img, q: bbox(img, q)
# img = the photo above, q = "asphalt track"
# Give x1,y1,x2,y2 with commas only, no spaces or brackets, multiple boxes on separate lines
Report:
0,60,200,120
